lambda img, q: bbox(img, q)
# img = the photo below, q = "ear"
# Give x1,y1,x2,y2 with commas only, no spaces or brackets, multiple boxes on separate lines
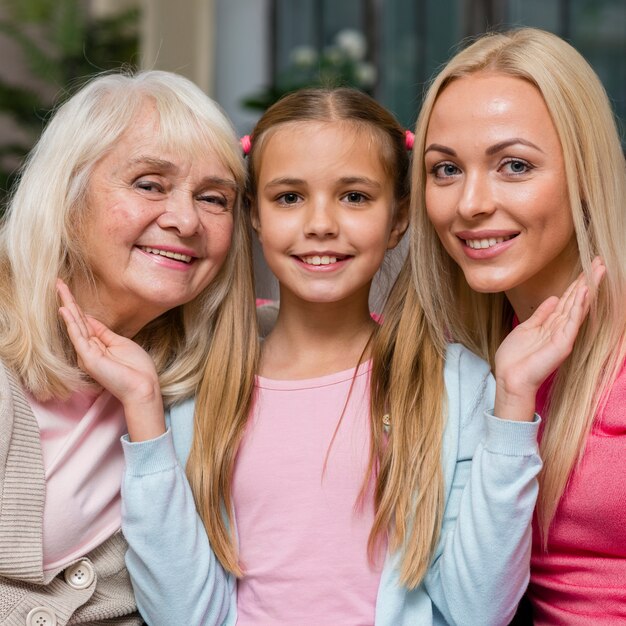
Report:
250,200,262,241
387,197,409,250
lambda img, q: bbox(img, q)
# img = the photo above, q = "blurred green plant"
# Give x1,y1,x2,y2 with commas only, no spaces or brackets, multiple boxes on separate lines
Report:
242,28,377,111
0,0,139,208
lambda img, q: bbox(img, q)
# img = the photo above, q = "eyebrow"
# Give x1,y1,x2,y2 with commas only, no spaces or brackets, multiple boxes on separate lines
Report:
198,176,238,191
129,157,178,171
264,176,382,189
425,138,544,157
264,177,305,189
485,138,544,155
128,157,237,190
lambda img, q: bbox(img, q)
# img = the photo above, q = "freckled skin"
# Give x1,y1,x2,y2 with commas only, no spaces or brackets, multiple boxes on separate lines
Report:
424,72,578,319
72,103,236,337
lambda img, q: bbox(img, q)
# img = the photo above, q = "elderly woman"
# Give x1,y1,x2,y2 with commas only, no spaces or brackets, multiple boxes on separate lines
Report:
0,70,257,624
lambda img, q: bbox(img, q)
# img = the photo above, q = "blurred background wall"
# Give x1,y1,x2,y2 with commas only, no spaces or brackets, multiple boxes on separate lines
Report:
1,0,624,300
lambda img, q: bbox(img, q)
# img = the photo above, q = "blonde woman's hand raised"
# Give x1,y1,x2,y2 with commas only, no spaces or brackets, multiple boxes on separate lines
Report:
57,279,166,441
493,258,605,422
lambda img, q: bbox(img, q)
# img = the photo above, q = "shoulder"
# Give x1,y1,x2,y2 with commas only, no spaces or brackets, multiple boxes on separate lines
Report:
166,397,197,466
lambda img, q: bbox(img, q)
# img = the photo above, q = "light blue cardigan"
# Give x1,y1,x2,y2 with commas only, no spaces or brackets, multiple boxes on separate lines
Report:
121,344,541,626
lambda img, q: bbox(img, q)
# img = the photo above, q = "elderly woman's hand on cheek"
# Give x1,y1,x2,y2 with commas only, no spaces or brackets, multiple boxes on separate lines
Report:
57,278,165,442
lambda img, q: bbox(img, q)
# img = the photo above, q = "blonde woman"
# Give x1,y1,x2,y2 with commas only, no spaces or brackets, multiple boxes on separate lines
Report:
399,27,625,624
0,70,257,623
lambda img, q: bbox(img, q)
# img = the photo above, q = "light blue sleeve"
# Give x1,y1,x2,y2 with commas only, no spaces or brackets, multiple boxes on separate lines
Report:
423,344,542,626
121,398,236,626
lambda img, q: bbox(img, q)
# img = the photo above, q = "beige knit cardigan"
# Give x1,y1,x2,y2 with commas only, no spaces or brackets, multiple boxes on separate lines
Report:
0,361,143,625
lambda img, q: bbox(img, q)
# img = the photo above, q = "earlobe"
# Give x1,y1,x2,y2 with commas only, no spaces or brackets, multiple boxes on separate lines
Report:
387,199,410,249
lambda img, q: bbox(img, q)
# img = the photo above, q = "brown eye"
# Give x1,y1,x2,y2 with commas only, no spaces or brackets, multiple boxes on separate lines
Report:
343,192,367,203
277,193,300,205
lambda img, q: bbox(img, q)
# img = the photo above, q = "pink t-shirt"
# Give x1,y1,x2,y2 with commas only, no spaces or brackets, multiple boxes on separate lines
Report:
232,361,385,625
528,359,626,624
28,388,126,571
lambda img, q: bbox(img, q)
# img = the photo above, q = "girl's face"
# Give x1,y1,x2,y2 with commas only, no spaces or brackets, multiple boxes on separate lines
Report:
424,72,577,311
253,121,406,308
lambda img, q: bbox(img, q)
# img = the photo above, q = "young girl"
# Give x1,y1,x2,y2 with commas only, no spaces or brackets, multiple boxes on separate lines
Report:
398,28,625,624
59,87,599,625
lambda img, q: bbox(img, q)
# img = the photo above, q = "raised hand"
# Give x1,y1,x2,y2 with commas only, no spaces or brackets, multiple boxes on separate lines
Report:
494,258,605,422
57,279,166,441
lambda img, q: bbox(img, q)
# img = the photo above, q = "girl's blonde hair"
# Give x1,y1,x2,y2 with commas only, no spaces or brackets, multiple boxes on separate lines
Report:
0,69,257,408
198,87,412,577
408,28,626,545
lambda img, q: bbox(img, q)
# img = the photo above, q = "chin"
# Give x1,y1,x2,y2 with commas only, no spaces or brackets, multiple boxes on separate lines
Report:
463,272,517,295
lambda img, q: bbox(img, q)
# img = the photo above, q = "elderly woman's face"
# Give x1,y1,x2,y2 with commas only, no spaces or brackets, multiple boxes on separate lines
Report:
75,102,237,337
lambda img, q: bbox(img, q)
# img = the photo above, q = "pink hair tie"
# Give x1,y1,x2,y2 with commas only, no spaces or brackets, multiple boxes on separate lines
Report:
240,134,252,156
405,130,415,151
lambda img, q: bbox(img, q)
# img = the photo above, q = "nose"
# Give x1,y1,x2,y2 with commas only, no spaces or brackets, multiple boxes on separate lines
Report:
303,199,338,238
156,192,201,238
456,170,497,220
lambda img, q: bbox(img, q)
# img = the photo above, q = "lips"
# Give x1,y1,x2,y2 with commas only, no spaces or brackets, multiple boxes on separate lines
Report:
139,246,194,264
462,234,516,250
297,254,349,266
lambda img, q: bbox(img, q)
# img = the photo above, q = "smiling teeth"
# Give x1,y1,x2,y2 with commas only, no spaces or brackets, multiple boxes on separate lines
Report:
465,236,512,250
301,255,338,265
141,246,192,263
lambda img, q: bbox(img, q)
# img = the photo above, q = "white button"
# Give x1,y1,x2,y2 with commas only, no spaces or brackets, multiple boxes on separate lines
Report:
64,559,95,589
26,606,57,626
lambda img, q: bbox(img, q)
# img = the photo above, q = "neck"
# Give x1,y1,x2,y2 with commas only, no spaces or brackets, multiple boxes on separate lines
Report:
259,288,376,379
70,280,157,339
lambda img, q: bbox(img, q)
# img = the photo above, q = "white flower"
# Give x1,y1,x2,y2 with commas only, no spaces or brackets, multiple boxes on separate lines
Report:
323,45,343,65
335,29,367,61
289,45,318,67
355,61,377,88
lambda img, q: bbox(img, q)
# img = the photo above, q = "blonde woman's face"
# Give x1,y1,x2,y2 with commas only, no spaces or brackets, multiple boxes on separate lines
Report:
424,72,578,314
73,102,236,337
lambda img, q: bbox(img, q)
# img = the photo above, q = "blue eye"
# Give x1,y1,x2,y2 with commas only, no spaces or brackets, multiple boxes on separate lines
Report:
432,162,460,178
501,159,533,175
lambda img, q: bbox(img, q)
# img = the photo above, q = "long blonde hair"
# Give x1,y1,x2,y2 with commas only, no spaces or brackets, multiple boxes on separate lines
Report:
410,28,626,545
0,70,253,406
196,87,412,577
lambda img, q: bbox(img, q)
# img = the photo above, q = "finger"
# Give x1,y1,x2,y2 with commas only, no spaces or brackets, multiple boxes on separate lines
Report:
57,280,93,339
59,305,92,353
85,314,121,347
552,273,584,319
590,259,606,291
554,284,589,347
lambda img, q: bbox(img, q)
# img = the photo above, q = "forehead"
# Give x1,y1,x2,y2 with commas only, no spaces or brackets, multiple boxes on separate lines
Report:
427,72,559,145
100,104,233,178
259,120,389,179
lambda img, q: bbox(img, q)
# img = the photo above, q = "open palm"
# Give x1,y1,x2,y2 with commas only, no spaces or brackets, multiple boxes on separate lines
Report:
57,279,160,409
494,259,605,420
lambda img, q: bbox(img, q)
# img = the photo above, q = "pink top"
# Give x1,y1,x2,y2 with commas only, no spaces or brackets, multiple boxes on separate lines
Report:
232,361,385,625
528,358,626,624
27,388,126,571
